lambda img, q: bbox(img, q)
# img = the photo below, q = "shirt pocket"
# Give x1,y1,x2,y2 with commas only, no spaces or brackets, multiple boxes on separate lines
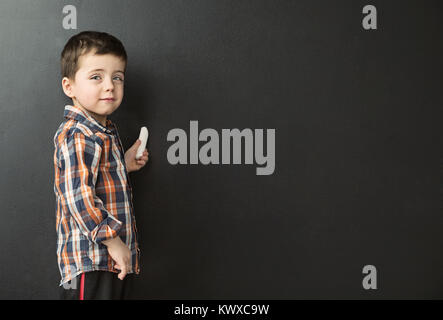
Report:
104,138,126,173
96,137,129,195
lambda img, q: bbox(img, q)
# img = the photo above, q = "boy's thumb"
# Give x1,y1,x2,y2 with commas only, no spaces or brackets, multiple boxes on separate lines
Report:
132,139,141,149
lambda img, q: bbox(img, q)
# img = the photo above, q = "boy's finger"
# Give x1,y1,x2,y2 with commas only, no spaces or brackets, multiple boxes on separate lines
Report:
132,140,141,149
119,265,128,280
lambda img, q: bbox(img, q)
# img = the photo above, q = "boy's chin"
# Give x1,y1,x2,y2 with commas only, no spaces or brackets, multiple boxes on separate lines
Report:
98,103,120,112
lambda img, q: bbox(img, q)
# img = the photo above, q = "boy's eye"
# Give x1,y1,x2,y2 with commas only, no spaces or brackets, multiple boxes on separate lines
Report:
90,75,124,81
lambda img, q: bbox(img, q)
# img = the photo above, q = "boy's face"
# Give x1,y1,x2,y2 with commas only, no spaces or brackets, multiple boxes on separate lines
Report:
62,51,126,127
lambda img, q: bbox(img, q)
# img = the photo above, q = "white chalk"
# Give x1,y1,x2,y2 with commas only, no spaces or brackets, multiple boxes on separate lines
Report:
136,126,149,159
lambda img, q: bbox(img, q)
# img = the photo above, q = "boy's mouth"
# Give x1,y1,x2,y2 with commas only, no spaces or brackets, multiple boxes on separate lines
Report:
101,98,115,101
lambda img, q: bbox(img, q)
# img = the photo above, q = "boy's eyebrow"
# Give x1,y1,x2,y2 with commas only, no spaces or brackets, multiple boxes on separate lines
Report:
88,68,125,74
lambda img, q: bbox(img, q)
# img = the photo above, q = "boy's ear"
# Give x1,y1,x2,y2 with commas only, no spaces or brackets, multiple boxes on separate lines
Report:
61,77,74,98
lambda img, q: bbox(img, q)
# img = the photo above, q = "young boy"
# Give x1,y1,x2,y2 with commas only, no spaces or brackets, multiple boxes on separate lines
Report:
53,31,149,300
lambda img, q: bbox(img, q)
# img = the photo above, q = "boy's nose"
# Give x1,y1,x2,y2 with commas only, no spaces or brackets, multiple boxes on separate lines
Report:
104,77,115,90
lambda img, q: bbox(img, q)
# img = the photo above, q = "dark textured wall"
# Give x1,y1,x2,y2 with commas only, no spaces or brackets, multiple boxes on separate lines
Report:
0,0,442,299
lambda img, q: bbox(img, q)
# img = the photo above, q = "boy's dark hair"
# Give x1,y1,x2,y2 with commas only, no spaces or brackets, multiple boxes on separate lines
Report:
61,31,127,80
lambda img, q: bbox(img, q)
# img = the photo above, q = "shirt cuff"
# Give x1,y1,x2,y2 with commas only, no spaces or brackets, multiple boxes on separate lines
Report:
89,214,123,244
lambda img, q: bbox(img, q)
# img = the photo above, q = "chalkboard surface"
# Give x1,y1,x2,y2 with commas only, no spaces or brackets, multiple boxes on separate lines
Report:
0,0,442,299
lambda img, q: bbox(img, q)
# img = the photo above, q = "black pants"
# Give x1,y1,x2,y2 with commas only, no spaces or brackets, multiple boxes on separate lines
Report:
59,271,134,300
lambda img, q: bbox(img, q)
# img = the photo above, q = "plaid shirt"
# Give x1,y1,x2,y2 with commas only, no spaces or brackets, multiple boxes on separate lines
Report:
53,104,140,286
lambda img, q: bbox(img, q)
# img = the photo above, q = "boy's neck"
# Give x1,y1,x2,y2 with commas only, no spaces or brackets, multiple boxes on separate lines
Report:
74,103,107,127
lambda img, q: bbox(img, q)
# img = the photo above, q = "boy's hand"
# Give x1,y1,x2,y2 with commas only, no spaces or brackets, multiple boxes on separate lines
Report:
124,139,149,173
102,236,132,280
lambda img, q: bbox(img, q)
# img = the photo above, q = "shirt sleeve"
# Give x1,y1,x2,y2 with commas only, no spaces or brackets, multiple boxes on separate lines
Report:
59,130,123,244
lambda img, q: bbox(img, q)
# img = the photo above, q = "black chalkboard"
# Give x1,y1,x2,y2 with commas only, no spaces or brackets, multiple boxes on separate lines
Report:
0,0,442,299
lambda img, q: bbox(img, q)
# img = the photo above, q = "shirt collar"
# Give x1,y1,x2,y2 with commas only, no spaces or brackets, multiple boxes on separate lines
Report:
63,104,116,134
